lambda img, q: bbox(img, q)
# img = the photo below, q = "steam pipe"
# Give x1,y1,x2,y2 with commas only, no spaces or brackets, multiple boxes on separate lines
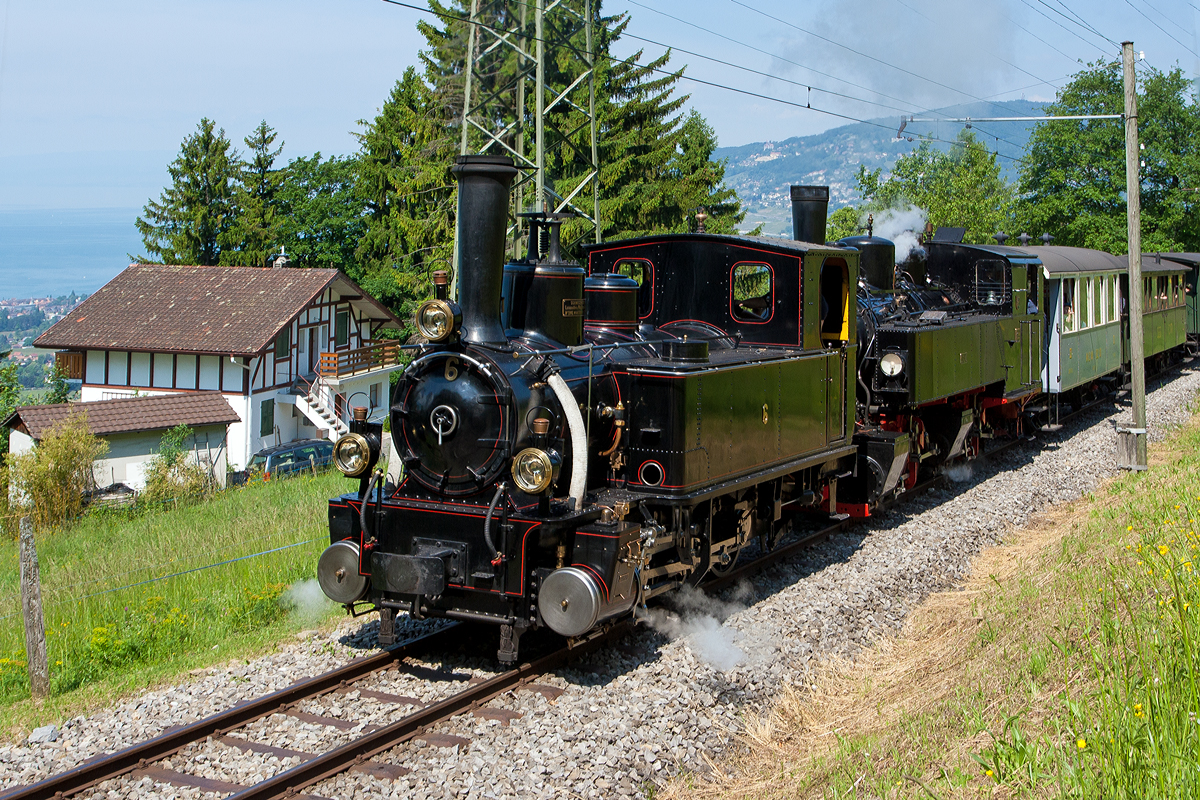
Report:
547,372,587,510
483,482,507,562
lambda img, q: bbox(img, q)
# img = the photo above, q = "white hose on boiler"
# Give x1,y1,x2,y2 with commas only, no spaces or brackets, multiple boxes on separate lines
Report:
547,371,588,511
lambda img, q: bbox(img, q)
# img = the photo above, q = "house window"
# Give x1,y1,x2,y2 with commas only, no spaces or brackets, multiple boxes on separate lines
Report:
731,263,773,322
369,382,381,409
335,310,350,347
275,327,291,359
260,399,275,437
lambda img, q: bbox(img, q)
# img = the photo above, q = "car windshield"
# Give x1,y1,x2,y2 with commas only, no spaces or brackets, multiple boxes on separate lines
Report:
249,455,268,471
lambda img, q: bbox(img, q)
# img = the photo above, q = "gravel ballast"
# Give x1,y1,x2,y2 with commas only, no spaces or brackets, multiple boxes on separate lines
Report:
3,368,1197,799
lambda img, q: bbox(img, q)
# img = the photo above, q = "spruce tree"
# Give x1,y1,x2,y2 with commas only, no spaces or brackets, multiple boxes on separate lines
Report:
354,67,457,318
222,121,287,266
135,119,240,265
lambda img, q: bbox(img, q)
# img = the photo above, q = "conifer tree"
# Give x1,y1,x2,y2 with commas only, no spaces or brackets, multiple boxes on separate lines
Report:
222,121,287,266
354,67,457,318
136,119,240,265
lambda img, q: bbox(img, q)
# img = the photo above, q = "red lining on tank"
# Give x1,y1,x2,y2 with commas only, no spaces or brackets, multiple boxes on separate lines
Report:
571,562,611,601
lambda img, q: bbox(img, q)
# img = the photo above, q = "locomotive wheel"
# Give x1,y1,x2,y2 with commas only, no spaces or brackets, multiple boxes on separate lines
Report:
709,541,742,577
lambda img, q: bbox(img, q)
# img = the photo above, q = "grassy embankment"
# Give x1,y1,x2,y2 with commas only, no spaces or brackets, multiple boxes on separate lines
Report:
0,470,350,739
669,416,1200,799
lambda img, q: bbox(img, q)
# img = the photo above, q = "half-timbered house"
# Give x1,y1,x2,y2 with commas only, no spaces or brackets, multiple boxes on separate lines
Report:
35,263,403,469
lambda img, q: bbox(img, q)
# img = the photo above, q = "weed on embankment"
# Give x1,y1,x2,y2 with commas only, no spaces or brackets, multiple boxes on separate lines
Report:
668,418,1200,799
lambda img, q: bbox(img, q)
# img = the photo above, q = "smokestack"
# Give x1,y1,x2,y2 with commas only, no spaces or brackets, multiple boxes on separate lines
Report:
452,155,518,345
790,185,829,244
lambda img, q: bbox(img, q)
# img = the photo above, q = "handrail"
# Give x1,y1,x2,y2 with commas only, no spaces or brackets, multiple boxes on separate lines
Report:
317,341,400,379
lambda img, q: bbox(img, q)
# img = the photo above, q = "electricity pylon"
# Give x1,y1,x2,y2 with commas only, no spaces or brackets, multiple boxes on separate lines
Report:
456,0,602,255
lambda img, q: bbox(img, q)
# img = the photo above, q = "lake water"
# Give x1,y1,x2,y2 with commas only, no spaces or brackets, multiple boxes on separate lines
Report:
0,208,143,299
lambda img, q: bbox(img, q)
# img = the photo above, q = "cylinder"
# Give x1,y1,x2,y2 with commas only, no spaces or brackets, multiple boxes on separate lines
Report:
452,155,518,346
839,236,897,290
584,272,639,330
790,185,830,244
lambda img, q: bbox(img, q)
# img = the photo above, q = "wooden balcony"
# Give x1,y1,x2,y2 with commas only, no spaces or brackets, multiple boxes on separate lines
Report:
55,350,84,379
317,341,401,380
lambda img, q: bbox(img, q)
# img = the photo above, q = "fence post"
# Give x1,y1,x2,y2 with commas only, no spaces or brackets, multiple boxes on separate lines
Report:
19,516,50,699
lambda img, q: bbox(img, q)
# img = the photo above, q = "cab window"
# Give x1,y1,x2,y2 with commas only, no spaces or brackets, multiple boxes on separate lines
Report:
731,263,772,322
819,257,850,342
614,259,654,318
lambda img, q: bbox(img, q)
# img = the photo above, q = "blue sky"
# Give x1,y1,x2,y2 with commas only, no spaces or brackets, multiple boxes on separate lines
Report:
0,0,1198,211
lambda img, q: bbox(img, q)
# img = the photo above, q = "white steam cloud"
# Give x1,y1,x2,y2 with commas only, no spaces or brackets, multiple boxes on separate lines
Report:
867,204,927,263
282,578,333,622
639,584,748,671
944,463,975,483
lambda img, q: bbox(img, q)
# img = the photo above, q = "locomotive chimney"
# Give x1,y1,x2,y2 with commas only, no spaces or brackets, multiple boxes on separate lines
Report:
452,154,518,345
790,185,829,244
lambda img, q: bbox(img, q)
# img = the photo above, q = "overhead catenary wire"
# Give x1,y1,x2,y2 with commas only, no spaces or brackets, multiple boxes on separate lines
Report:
382,0,1033,167
1015,0,1116,56
1119,0,1200,59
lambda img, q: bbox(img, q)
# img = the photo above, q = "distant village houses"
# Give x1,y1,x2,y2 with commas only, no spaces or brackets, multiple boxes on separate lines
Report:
32,263,404,470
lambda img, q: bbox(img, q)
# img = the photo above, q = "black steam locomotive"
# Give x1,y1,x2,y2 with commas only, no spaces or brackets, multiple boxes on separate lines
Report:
316,154,1187,662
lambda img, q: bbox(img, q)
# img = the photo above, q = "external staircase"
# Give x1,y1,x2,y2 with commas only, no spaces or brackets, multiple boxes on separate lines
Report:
290,376,349,440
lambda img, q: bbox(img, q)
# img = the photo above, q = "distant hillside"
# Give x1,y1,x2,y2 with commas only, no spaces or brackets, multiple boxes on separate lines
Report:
714,100,1045,235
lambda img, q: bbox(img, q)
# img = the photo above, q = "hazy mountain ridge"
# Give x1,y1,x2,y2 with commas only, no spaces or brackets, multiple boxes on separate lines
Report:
714,100,1045,234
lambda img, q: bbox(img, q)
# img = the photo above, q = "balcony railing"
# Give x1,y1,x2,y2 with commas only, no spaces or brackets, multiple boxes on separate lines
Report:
317,341,401,380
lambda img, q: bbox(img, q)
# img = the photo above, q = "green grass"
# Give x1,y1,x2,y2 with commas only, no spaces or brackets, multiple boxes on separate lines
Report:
0,469,354,738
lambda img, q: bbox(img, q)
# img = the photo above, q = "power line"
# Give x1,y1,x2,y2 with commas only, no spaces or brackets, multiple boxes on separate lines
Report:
379,0,1031,167
725,0,1049,123
1046,0,1121,47
1120,0,1200,58
1016,0,1116,56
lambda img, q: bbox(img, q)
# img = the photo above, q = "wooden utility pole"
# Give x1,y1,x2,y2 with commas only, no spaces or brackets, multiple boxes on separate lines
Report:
19,517,49,698
1121,41,1148,470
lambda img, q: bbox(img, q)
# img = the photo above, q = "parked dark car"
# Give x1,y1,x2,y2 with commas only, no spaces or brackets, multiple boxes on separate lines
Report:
230,439,334,485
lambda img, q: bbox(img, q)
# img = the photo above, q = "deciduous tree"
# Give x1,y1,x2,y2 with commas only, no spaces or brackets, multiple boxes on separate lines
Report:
277,153,367,273
1017,60,1200,252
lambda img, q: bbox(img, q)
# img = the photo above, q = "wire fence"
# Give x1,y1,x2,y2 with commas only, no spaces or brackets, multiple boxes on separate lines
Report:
0,534,326,625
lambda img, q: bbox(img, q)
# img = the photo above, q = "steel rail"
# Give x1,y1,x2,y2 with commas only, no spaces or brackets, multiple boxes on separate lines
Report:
0,626,463,800
223,620,633,800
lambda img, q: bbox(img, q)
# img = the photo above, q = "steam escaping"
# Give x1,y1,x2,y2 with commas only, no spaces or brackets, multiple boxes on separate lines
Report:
639,585,747,671
282,578,333,622
867,204,927,263
944,463,975,483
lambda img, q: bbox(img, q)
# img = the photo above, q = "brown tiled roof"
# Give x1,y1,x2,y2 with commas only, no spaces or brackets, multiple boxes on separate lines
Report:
2,392,240,440
35,264,401,356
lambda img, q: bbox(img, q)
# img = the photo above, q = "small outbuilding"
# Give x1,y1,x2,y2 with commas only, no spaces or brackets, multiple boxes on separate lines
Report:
2,392,240,491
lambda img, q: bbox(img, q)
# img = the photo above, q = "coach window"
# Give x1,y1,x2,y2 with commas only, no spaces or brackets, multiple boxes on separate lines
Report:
615,258,654,318
1062,278,1076,332
732,263,773,322
1110,275,1118,320
1159,276,1169,309
819,257,850,342
1092,276,1102,325
1079,278,1090,328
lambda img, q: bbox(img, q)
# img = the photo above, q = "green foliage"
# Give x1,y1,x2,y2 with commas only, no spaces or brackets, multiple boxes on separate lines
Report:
5,410,107,532
0,470,342,706
221,121,287,267
664,111,747,235
1017,59,1200,252
277,153,367,273
354,67,456,320
826,205,862,241
141,424,209,507
43,362,71,405
856,129,1014,244
136,119,240,265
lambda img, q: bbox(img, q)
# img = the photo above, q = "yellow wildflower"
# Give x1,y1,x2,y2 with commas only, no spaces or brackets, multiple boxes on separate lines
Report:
1077,738,1087,749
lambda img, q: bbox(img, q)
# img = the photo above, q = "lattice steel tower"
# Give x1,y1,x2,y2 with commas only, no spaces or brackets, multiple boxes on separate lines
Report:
455,0,602,254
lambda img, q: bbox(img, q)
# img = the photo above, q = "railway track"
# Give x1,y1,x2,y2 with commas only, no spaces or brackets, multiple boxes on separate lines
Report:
3,374,1160,800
